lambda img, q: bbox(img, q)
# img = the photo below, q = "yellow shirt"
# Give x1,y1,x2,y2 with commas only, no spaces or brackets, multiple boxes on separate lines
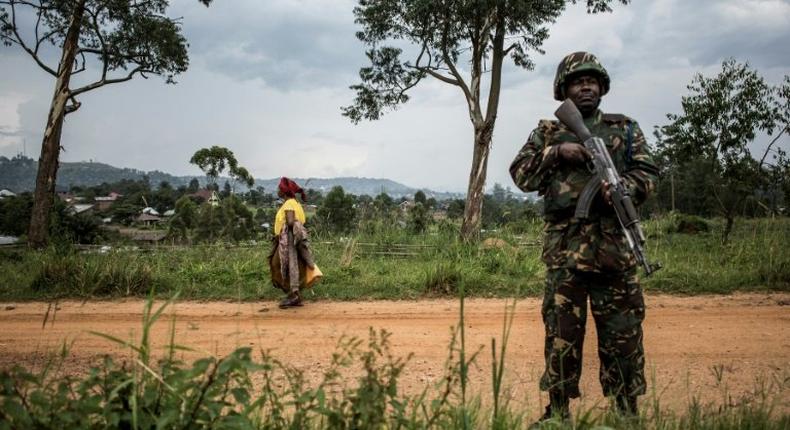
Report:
274,198,306,235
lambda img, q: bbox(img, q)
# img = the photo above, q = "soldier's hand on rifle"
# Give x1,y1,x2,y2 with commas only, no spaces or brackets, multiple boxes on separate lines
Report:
557,143,592,165
602,180,613,205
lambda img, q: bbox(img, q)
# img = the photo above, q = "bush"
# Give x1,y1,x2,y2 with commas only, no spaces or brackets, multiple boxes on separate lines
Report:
425,261,462,295
675,214,710,234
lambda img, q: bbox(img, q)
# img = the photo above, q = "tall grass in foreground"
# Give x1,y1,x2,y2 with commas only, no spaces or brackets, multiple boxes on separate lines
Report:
0,216,788,301
1,293,787,429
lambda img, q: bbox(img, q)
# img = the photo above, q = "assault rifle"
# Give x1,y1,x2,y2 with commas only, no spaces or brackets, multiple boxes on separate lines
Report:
554,99,661,276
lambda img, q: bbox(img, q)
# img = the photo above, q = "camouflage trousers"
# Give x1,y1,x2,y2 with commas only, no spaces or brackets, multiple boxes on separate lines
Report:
540,268,646,399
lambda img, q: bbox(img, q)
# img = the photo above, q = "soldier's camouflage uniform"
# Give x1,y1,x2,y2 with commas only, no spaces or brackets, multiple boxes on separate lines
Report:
509,54,659,400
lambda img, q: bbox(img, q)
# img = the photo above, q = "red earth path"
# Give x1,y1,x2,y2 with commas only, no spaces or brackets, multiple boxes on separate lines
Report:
1,293,788,416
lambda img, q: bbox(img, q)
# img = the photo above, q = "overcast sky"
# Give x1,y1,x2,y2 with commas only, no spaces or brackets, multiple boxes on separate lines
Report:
1,0,788,193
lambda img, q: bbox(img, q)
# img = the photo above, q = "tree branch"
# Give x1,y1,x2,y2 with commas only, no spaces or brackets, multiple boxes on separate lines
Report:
71,50,86,74
1,0,43,8
84,5,109,81
420,67,459,86
439,19,475,122
7,0,57,77
408,41,460,86
484,16,506,126
34,26,62,54
33,0,41,42
70,66,151,97
759,126,788,167
65,94,81,115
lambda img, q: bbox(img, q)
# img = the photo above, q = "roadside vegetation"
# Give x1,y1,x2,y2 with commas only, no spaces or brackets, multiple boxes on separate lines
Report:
0,214,787,301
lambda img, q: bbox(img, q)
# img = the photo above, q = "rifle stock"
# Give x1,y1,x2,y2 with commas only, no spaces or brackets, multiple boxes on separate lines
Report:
554,99,592,142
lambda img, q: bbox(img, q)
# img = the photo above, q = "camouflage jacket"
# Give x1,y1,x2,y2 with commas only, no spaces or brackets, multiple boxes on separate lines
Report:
509,109,659,272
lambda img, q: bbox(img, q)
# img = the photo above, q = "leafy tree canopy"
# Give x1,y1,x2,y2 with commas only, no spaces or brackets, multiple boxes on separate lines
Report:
189,146,254,190
655,59,788,239
343,0,627,123
0,0,211,103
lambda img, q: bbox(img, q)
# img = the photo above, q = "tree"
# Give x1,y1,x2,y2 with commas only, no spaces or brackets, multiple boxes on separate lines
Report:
219,195,254,242
0,0,212,248
482,193,502,228
425,197,437,210
305,188,323,206
194,202,226,243
0,192,33,236
408,201,429,233
491,183,507,203
316,186,356,233
765,77,790,213
189,146,254,193
245,186,267,206
344,0,627,240
414,190,427,205
168,195,197,242
153,181,176,213
655,59,786,241
446,198,465,219
373,192,395,216
49,199,102,244
187,178,200,193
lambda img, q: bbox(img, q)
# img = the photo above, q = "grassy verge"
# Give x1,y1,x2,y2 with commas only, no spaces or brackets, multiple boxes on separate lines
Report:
0,216,788,301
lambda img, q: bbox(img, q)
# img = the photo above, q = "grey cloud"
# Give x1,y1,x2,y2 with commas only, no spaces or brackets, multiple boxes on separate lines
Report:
175,0,366,90
497,0,790,90
0,126,20,137
620,0,790,70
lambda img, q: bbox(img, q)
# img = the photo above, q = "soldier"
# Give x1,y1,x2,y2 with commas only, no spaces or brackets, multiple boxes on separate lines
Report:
510,52,659,424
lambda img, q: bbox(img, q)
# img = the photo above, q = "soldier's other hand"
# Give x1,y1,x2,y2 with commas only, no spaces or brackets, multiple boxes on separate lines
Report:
558,143,591,165
602,180,613,205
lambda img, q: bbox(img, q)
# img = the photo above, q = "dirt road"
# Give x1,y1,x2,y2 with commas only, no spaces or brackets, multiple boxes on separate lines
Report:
1,294,788,415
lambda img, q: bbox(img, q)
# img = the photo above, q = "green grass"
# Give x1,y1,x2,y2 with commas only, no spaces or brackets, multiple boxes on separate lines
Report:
644,215,790,294
0,216,788,301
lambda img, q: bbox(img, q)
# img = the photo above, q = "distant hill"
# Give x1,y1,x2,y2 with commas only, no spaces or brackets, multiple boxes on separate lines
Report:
253,177,425,198
0,155,463,199
0,156,192,193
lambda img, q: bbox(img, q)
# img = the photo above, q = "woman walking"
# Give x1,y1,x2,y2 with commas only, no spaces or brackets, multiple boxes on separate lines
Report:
269,177,320,308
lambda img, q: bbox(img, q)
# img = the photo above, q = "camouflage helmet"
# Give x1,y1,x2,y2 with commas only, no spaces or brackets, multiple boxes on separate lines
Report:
553,51,610,101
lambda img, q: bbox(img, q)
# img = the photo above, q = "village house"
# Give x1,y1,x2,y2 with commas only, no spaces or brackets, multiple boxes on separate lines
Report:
189,189,220,206
93,191,122,211
135,212,162,227
57,191,77,203
399,200,415,212
68,203,95,215
115,227,168,244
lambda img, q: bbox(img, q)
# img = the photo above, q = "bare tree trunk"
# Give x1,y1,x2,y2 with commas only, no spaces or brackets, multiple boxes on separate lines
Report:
460,124,493,240
27,0,86,249
722,214,735,245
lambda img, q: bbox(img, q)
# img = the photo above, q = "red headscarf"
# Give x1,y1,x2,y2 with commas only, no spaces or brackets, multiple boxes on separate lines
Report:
278,177,306,201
